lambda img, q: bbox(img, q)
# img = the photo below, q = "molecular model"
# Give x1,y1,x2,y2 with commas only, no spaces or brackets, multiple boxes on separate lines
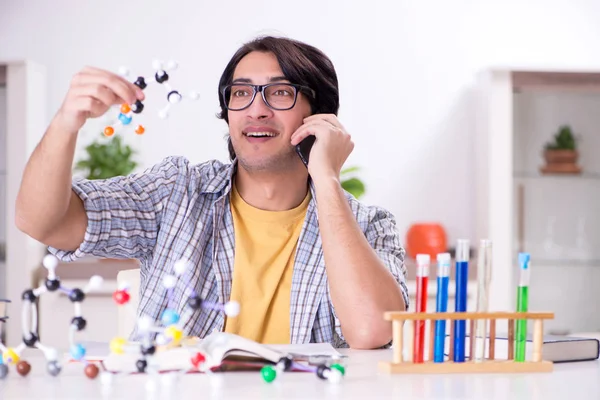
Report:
0,299,10,379
0,254,104,380
108,258,240,375
103,60,199,137
260,355,346,384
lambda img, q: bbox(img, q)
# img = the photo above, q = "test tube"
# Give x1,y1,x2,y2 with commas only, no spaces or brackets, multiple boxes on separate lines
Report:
474,240,492,362
434,253,450,362
515,252,530,362
413,254,429,363
453,239,469,362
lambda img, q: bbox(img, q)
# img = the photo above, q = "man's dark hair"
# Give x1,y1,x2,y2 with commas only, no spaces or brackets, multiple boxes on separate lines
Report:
217,36,340,160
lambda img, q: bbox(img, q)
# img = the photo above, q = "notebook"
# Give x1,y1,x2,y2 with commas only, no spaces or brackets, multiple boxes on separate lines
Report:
453,334,600,363
97,332,344,373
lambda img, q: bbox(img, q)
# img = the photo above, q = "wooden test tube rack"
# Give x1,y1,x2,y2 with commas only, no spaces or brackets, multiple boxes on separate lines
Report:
379,311,555,374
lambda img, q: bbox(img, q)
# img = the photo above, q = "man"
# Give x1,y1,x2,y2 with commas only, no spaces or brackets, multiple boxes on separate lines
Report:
15,36,408,349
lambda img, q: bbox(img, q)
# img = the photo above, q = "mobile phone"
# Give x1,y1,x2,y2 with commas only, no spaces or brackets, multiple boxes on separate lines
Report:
295,135,316,167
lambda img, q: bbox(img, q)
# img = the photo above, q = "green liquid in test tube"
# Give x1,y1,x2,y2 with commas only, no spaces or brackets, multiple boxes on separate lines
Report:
515,252,530,362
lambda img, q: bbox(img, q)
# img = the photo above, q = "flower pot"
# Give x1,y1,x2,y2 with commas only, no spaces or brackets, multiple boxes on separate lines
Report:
540,149,581,174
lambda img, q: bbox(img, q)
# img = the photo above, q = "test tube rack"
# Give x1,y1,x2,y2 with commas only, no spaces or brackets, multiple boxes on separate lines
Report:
379,311,555,374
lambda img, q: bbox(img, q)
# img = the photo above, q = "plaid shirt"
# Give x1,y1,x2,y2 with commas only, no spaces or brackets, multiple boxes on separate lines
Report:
49,156,409,348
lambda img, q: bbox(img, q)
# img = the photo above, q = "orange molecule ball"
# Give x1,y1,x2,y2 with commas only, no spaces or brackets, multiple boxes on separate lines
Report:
104,126,115,137
120,104,131,114
135,125,145,135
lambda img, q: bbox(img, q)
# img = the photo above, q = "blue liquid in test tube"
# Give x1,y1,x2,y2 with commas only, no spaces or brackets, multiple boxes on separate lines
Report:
453,239,469,362
434,252,450,363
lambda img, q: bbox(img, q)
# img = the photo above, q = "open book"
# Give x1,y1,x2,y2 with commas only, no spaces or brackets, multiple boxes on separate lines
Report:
100,332,344,373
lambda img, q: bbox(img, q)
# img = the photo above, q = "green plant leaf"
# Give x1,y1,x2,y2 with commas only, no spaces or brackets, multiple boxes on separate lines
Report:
74,134,138,180
341,166,360,175
341,177,366,199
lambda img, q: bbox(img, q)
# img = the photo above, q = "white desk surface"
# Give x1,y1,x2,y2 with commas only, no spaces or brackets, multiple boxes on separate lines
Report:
0,348,599,399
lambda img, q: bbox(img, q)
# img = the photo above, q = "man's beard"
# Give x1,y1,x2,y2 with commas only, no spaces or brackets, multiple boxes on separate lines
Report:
237,144,298,173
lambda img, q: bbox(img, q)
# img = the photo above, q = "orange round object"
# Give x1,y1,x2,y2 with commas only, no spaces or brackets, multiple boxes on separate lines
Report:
405,223,447,260
84,364,99,379
104,126,115,136
120,104,131,114
135,125,145,135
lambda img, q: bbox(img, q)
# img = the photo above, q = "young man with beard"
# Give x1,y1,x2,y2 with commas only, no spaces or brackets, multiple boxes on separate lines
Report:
15,36,408,349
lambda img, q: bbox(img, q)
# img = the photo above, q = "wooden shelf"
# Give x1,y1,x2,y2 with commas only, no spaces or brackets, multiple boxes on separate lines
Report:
512,71,600,92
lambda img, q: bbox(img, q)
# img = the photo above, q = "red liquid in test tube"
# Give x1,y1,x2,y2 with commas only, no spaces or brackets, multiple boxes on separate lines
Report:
414,254,430,363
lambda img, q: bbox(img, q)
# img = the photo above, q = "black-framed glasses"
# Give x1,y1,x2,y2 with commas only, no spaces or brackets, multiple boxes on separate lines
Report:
221,83,316,111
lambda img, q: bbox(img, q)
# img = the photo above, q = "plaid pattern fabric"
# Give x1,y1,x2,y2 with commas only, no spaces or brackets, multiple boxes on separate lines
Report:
49,156,409,347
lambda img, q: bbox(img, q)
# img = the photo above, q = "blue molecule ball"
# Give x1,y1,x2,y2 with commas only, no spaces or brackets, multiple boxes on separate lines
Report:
70,344,86,361
118,113,133,125
161,309,180,326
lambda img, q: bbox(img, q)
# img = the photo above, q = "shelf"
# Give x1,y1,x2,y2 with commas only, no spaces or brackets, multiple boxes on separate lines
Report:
514,171,600,180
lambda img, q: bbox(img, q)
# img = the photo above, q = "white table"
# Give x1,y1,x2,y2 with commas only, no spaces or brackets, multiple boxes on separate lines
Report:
0,348,598,399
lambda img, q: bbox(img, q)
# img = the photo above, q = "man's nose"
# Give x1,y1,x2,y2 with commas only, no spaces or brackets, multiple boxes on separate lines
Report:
246,92,273,119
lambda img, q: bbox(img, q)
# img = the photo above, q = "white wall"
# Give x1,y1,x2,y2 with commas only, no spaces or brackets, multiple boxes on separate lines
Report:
1,0,600,249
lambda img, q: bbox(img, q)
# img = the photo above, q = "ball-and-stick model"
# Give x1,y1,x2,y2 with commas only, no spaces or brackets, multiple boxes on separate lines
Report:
0,299,10,379
260,355,346,384
0,254,104,379
103,60,199,137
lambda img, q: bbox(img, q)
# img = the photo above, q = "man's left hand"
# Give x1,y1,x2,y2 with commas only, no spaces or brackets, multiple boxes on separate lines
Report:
290,114,354,181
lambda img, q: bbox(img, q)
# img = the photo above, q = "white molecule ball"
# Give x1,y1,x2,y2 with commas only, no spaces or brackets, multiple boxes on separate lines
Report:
100,371,114,387
224,301,240,317
163,275,177,289
173,259,189,276
152,59,163,70
88,275,104,290
328,368,343,384
137,315,154,333
46,348,59,362
118,66,130,77
189,91,200,100
43,254,59,270
155,334,168,346
166,60,178,71
158,109,169,119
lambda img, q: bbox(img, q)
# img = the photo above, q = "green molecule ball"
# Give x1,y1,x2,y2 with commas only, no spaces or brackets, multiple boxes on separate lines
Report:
261,365,277,383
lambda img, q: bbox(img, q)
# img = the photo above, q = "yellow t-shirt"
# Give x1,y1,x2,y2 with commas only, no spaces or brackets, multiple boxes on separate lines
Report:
224,183,310,344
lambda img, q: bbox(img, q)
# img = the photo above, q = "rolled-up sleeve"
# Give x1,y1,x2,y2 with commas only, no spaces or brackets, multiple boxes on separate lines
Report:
364,207,409,311
48,156,187,262
330,204,409,348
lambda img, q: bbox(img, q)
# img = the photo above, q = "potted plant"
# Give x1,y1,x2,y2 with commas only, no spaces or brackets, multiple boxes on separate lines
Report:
74,134,138,180
73,133,139,264
540,125,581,174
